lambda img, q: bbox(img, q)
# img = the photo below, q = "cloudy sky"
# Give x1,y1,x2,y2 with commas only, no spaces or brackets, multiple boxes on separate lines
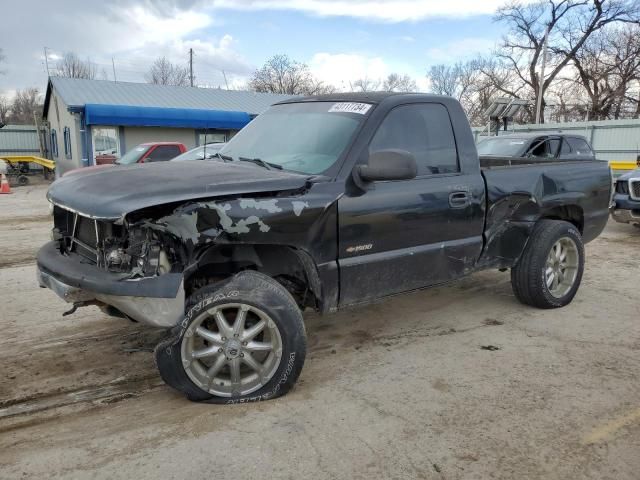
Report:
0,0,528,97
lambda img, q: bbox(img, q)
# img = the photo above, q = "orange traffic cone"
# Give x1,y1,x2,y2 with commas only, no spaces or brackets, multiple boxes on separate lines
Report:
0,173,11,194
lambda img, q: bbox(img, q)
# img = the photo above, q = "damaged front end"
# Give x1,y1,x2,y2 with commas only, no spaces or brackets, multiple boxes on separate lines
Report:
52,206,180,278
37,205,187,328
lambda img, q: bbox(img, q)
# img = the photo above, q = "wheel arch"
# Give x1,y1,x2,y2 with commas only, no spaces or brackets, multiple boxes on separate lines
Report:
184,243,323,310
481,198,585,270
538,204,584,234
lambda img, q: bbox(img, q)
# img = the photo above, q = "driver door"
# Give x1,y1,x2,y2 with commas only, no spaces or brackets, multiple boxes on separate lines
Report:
337,103,485,306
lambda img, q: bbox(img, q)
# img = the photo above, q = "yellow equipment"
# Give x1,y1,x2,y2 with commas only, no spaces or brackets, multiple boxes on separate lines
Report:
609,160,638,172
0,156,55,186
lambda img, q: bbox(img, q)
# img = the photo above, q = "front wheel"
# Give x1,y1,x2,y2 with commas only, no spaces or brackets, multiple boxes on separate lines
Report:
155,271,307,403
511,220,585,309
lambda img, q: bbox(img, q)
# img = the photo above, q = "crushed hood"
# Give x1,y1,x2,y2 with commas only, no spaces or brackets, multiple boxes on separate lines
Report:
48,160,311,220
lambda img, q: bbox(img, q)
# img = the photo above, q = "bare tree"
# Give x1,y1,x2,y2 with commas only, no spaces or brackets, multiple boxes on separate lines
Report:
56,52,97,79
570,25,640,119
381,73,418,92
427,64,462,97
495,0,640,123
145,57,190,86
352,77,380,92
427,57,527,125
249,54,334,95
0,95,10,123
9,88,42,124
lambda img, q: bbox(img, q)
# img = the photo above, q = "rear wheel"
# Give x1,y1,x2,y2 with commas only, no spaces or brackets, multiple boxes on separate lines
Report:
155,271,306,403
511,220,584,309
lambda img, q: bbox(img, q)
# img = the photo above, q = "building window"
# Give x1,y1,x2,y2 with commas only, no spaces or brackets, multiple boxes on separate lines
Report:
63,127,72,159
197,130,226,146
91,126,120,165
51,129,58,158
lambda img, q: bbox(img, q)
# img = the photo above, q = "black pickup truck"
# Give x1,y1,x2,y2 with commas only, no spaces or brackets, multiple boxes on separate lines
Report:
37,93,611,403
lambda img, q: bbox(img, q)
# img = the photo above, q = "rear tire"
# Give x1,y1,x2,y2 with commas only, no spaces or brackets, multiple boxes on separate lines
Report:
155,271,306,404
511,220,584,309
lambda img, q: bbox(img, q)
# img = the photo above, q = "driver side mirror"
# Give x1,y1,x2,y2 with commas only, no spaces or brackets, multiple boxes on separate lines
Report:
357,149,417,182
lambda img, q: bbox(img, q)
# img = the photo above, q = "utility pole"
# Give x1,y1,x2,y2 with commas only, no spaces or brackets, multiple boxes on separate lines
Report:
112,57,117,82
43,47,50,77
189,48,194,87
535,25,550,124
221,70,229,90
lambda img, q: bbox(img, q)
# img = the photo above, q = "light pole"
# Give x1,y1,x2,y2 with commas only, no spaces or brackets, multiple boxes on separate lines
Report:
535,25,550,124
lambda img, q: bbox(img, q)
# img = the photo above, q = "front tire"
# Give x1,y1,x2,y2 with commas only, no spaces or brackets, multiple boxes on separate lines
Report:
511,220,585,309
155,271,307,403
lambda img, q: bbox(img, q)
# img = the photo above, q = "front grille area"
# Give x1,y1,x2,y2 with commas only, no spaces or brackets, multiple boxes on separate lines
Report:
616,181,629,195
630,180,640,201
73,215,99,262
52,206,109,264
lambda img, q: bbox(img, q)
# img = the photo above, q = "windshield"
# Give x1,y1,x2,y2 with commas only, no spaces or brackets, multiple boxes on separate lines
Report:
172,144,224,161
117,145,150,165
219,102,369,174
477,137,527,157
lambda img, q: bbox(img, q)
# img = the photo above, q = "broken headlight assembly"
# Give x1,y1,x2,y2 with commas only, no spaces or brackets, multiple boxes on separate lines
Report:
102,227,174,277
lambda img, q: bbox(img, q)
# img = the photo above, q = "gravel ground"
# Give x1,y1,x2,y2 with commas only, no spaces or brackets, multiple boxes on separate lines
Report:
1,184,639,479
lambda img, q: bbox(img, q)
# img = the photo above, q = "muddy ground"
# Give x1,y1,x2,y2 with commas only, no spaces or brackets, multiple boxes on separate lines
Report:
1,184,639,479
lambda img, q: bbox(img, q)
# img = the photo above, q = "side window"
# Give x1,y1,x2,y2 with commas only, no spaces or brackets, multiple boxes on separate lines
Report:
369,103,458,176
559,139,572,157
63,127,72,159
547,138,560,158
51,129,58,158
529,138,547,157
566,138,593,157
147,145,181,162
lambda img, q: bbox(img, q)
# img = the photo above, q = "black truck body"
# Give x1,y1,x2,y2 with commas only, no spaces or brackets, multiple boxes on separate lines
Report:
37,93,612,402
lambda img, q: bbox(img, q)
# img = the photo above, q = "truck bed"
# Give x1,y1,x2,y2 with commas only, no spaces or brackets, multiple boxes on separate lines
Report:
478,157,611,269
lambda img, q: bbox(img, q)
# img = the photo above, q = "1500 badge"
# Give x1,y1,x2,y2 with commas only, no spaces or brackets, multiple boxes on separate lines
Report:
345,243,373,254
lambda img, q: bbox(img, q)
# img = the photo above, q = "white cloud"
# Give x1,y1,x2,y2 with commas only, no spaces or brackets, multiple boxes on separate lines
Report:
213,0,539,22
309,52,429,91
116,6,213,48
426,37,497,63
0,2,252,95
309,53,389,90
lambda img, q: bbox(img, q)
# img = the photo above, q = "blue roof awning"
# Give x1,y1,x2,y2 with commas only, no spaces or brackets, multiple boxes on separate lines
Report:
84,103,251,129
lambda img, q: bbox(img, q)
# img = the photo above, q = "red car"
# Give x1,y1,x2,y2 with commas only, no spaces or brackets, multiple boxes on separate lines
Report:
94,142,188,165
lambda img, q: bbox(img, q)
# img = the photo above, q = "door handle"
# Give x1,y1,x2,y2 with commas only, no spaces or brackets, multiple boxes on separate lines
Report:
449,191,470,208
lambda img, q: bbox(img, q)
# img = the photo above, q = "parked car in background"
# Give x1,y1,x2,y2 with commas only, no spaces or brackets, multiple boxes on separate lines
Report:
611,168,640,228
112,142,188,165
477,133,596,161
63,142,190,177
171,143,226,161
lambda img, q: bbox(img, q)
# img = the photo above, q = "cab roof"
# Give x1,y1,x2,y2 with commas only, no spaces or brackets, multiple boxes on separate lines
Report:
275,92,451,105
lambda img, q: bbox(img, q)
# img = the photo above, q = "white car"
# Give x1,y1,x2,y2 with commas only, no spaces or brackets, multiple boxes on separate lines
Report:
171,143,226,161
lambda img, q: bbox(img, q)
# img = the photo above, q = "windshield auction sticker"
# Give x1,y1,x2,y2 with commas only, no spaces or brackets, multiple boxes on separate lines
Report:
328,102,372,115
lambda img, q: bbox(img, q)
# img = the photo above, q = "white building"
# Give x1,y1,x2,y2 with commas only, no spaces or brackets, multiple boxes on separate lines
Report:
43,77,295,174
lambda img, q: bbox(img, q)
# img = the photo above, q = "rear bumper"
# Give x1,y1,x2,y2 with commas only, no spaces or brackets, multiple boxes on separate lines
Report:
37,241,185,328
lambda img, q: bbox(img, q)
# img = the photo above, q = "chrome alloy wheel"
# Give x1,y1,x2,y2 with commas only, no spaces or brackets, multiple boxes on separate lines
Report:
545,237,579,298
181,303,283,397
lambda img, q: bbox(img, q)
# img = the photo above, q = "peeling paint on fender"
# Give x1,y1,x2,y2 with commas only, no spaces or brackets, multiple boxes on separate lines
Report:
239,199,282,213
292,201,309,216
